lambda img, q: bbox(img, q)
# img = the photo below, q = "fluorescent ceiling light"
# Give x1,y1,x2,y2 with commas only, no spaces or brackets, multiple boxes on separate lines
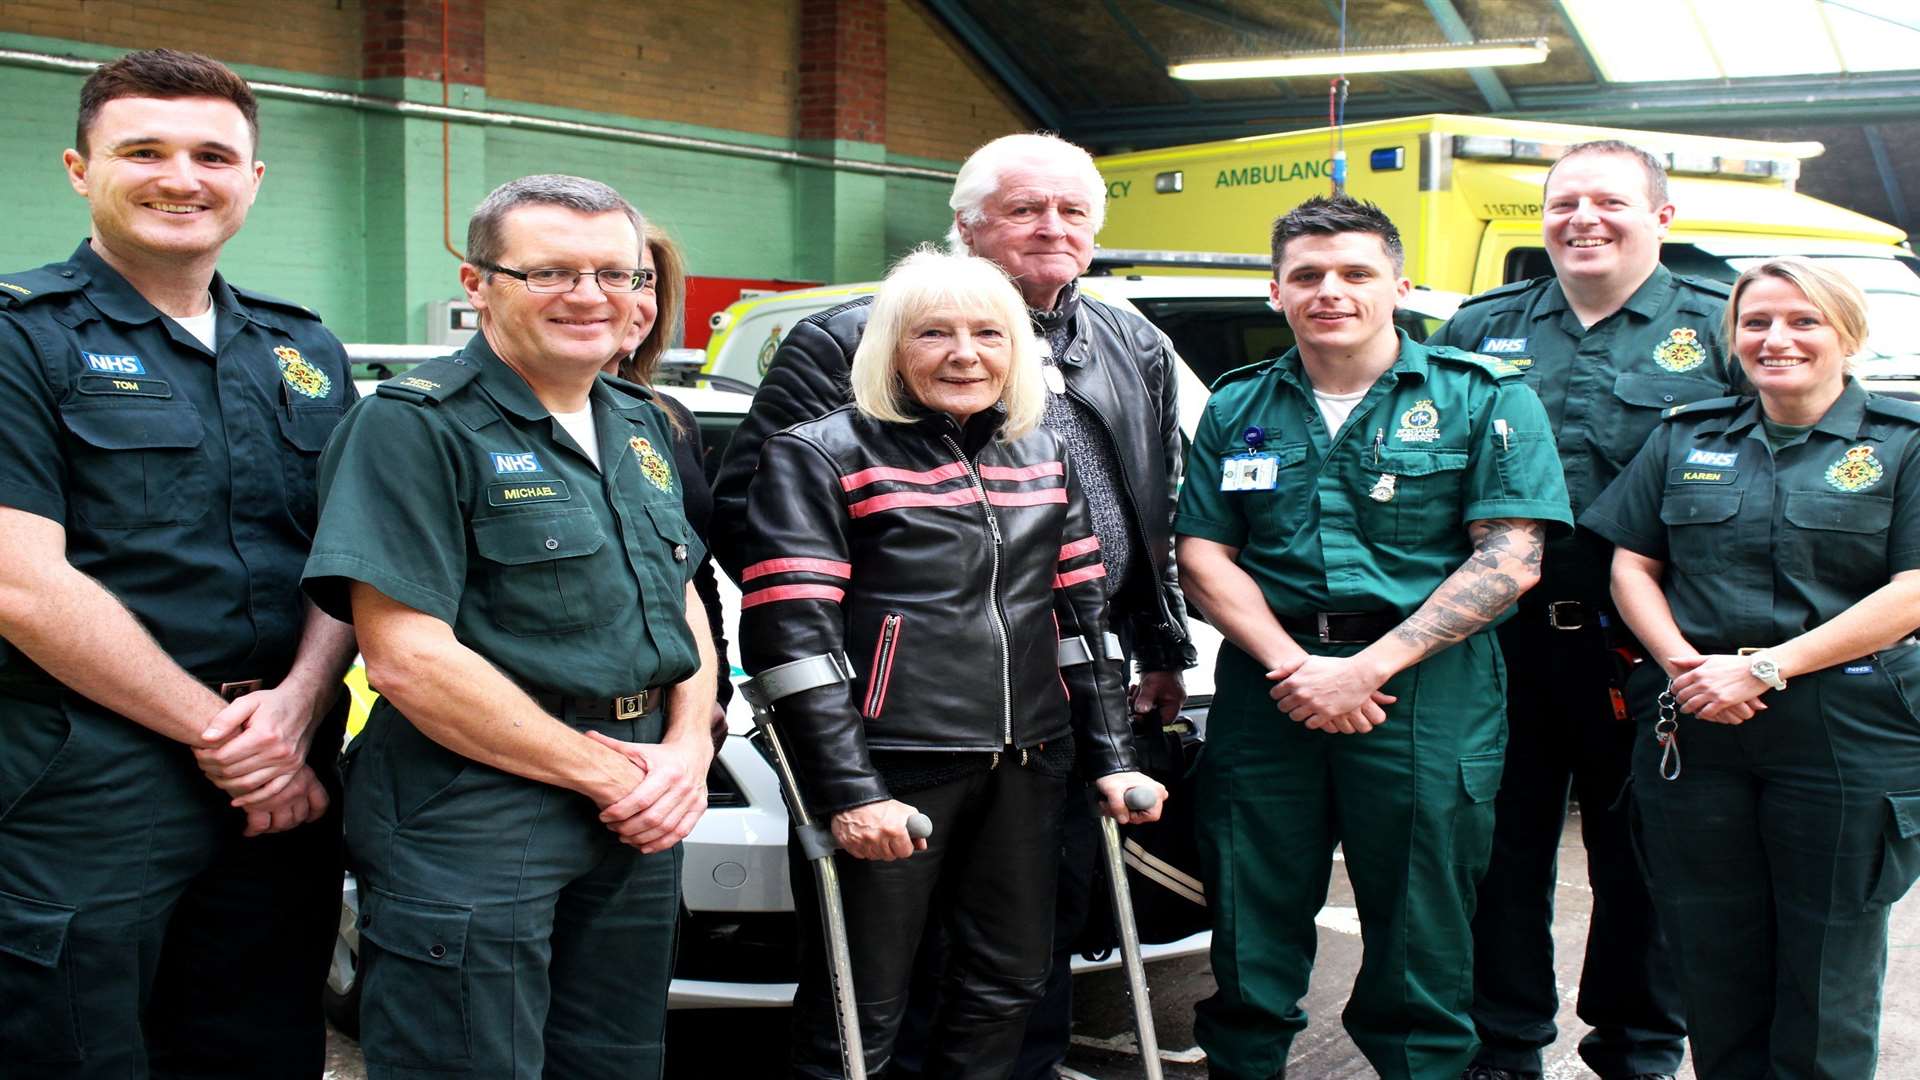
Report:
1169,38,1549,81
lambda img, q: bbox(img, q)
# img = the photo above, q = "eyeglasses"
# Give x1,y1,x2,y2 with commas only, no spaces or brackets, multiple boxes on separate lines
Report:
479,263,657,294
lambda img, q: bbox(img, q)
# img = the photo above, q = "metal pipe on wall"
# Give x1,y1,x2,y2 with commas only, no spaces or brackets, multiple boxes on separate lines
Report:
0,46,958,182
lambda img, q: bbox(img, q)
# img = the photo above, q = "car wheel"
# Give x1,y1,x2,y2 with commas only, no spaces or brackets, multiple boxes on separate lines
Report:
323,874,361,1039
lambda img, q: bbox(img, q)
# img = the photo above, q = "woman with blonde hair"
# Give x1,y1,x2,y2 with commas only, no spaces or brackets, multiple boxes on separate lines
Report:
738,248,1163,1079
1583,257,1920,1077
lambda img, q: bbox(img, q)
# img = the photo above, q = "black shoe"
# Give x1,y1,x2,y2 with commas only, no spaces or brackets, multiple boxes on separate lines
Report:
1463,1068,1541,1080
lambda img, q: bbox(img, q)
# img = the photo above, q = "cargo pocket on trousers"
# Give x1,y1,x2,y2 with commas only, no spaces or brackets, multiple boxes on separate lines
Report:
0,889,81,1063
1450,751,1505,867
1868,791,1920,907
358,888,473,1068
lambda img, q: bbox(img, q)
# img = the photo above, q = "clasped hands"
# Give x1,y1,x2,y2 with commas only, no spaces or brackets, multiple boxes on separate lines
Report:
589,730,712,854
1664,654,1769,725
1266,653,1397,734
195,684,330,837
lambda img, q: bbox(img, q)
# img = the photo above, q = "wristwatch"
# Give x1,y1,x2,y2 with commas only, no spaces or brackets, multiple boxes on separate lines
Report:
1748,652,1787,691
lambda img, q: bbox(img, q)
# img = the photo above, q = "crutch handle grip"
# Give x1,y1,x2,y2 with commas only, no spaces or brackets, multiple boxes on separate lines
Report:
1124,787,1158,812
906,813,933,840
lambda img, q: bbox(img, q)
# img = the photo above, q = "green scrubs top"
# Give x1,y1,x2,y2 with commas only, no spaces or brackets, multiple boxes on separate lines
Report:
1176,331,1572,625
302,334,702,699
0,241,355,682
1581,381,1920,653
1427,265,1735,599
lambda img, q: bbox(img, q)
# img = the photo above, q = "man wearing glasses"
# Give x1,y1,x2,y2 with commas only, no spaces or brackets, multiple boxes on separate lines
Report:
302,174,717,1079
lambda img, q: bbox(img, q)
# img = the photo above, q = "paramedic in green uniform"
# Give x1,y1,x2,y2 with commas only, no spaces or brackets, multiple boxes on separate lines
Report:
1583,257,1920,1079
0,50,358,1079
302,175,717,1080
1427,140,1737,1080
1175,195,1572,1080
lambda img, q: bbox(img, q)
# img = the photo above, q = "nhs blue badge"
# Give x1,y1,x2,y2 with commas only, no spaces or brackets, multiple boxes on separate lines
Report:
1478,337,1528,354
83,352,146,375
1686,448,1739,468
490,450,543,475
1844,663,1875,676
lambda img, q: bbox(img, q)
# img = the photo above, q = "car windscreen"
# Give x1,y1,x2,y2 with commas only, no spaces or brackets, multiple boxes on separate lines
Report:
1130,297,1438,388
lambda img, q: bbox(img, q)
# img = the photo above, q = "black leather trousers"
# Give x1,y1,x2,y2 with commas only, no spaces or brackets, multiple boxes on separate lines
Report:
789,759,1068,1080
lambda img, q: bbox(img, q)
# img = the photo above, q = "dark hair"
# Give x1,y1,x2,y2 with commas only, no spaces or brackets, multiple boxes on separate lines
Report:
1545,139,1670,208
466,174,645,274
1270,194,1405,274
77,49,259,158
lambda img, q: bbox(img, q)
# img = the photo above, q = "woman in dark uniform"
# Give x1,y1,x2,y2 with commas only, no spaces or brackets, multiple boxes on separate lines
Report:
607,227,731,747
1582,257,1920,1078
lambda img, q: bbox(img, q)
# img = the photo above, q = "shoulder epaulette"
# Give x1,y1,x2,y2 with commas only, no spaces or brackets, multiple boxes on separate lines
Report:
0,266,85,309
1454,277,1547,310
1675,274,1733,298
375,356,479,404
1864,393,1920,425
1426,344,1526,380
228,283,323,321
1661,395,1744,420
1208,356,1277,391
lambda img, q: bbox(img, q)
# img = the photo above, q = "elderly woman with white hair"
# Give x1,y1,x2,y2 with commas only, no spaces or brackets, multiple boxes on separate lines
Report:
738,248,1164,1080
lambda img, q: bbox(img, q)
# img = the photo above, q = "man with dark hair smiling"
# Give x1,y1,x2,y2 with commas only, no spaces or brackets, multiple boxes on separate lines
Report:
0,48,356,1078
1175,194,1570,1079
1429,139,1739,1080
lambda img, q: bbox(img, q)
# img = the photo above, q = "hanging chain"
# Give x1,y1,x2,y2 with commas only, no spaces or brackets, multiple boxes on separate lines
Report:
1655,684,1683,782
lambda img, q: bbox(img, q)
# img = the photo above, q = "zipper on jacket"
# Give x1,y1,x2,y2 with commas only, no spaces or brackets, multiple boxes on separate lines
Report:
862,613,904,718
1060,377,1191,647
942,432,1015,748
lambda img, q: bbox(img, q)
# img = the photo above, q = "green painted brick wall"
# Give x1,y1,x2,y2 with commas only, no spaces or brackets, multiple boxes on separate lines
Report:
0,56,962,344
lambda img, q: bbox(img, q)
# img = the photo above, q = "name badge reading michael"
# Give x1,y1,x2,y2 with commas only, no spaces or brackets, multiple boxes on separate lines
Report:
1221,452,1280,492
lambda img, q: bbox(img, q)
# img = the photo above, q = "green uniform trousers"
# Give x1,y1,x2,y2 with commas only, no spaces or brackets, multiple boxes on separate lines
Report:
343,704,680,1080
1193,636,1507,1080
1627,645,1920,1079
0,690,344,1079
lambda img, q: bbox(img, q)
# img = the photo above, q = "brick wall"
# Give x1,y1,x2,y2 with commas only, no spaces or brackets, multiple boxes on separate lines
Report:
363,0,484,83
486,0,798,140
886,0,1028,162
0,0,360,79
797,0,884,143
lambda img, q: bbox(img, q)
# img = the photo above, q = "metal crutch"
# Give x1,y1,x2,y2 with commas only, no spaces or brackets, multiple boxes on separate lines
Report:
1099,785,1165,1080
742,653,933,1080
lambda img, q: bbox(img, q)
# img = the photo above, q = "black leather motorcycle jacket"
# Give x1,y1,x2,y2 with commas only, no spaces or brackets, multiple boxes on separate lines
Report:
712,293,1197,674
738,403,1138,814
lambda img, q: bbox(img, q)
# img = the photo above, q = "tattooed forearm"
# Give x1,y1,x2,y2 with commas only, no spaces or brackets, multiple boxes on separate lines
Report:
1390,518,1547,663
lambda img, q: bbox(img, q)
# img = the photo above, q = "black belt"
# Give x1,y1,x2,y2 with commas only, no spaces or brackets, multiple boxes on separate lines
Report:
528,686,662,722
1278,611,1399,645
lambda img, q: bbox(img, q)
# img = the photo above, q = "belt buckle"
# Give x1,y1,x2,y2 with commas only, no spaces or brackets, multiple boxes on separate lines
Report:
1736,646,1764,657
218,679,263,702
1314,612,1335,643
615,694,645,720
1546,601,1586,631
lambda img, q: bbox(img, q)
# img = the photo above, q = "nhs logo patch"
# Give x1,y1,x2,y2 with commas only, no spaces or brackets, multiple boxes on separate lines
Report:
83,352,146,375
1478,337,1528,354
490,451,543,475
1685,448,1739,468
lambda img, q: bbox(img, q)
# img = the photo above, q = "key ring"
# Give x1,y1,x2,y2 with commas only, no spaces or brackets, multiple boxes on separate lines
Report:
1655,684,1682,782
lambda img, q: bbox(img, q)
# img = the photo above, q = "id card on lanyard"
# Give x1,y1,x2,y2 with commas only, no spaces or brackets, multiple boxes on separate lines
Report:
1221,452,1280,492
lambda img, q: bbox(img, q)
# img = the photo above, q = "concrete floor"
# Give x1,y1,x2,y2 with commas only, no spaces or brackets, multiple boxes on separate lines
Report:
323,807,1920,1078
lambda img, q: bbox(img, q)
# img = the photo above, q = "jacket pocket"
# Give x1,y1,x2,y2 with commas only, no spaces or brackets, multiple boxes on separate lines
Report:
1450,750,1505,867
277,404,345,527
1869,790,1920,907
472,507,617,635
0,708,72,827
59,400,209,528
358,889,473,1068
0,889,81,1063
863,613,905,718
1658,488,1742,572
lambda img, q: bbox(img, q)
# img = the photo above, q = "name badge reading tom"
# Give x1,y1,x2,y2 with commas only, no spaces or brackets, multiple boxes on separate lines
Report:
487,480,573,506
1221,452,1280,492
77,374,172,398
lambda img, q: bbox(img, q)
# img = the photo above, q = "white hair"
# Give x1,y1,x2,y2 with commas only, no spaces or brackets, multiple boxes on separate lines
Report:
850,247,1046,440
945,132,1107,255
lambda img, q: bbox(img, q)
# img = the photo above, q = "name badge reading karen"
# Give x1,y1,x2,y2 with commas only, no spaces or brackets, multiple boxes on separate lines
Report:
1221,453,1280,492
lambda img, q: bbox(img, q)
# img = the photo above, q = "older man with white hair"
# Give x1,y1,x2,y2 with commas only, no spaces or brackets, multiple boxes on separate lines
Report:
712,132,1195,1079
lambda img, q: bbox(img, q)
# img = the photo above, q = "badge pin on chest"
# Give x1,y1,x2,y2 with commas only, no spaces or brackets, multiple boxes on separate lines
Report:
1368,473,1397,503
